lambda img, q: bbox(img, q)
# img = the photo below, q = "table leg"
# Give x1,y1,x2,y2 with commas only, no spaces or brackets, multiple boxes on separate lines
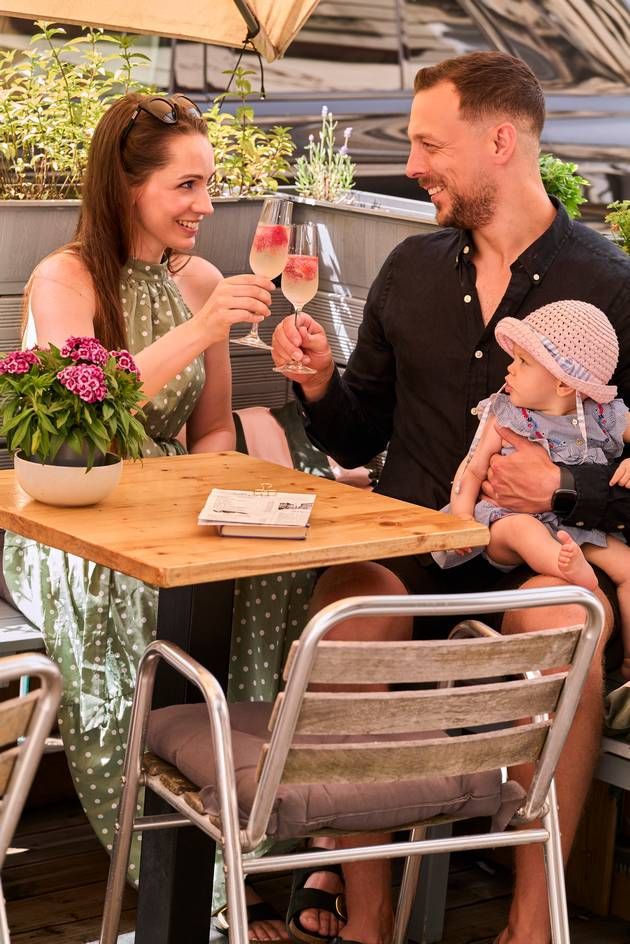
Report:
135,579,234,944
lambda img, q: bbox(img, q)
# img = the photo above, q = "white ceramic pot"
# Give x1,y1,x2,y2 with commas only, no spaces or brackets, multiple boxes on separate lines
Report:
14,452,122,506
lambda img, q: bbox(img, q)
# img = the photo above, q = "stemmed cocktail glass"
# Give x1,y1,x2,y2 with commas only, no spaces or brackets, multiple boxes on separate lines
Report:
273,223,319,375
232,197,292,351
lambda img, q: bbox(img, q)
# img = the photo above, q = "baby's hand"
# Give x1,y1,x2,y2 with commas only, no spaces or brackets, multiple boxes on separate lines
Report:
610,458,630,487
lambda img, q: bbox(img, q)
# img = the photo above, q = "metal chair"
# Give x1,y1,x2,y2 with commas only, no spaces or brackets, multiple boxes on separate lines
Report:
0,652,63,943
99,586,604,944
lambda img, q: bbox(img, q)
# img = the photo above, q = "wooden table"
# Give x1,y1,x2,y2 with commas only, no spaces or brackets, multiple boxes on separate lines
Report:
0,452,487,944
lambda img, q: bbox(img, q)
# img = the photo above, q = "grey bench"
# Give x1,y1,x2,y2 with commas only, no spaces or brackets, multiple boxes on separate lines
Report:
0,598,45,696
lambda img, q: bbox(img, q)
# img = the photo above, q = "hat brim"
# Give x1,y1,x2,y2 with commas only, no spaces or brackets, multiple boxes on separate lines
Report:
495,317,617,404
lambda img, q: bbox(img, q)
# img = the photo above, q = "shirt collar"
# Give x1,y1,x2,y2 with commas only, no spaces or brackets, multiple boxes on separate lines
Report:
453,197,572,283
515,197,571,282
454,229,473,266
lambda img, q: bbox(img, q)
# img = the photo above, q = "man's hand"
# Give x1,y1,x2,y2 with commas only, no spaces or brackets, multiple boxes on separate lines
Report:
271,313,334,398
480,426,561,513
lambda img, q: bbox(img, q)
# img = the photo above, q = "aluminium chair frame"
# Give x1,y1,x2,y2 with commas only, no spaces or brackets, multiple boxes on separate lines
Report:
0,652,63,944
99,585,604,944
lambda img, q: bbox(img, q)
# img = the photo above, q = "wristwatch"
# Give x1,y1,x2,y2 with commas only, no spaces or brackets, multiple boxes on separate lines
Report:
551,466,578,517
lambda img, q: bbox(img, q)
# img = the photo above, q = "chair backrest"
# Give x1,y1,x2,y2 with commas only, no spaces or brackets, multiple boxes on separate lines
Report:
247,586,603,843
0,653,62,866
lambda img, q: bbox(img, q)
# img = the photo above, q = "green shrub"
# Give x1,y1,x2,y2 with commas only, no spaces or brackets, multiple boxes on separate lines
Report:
205,67,294,197
538,152,590,219
0,21,154,199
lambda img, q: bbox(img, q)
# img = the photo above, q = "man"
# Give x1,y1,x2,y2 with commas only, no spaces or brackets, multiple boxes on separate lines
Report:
272,52,630,944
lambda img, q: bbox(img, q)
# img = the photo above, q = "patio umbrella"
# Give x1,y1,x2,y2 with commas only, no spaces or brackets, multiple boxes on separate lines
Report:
0,0,320,61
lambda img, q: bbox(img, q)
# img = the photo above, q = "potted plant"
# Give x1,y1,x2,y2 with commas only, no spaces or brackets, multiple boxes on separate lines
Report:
538,152,590,219
0,22,155,298
0,336,145,505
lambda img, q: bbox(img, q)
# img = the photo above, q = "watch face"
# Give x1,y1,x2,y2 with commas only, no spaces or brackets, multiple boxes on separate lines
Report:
552,488,577,516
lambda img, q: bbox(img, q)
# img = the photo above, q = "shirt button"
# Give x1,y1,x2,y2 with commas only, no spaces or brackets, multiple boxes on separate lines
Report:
575,521,585,527
571,418,578,426
576,438,584,446
463,245,470,254
618,524,625,530
464,294,472,303
471,407,478,416
474,350,484,359
533,273,540,281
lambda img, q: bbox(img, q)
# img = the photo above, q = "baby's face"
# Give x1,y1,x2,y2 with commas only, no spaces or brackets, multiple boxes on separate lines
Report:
505,344,575,414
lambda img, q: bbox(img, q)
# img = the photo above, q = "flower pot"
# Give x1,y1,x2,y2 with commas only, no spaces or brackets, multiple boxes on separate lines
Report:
14,452,123,506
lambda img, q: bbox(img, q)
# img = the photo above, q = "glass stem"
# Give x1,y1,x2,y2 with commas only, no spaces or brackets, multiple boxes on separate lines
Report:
249,322,260,339
294,305,302,327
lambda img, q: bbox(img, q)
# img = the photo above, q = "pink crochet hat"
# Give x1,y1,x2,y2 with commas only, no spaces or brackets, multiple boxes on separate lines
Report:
494,300,618,404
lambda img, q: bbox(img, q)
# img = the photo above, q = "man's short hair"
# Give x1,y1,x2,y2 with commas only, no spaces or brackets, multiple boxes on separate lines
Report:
414,51,545,138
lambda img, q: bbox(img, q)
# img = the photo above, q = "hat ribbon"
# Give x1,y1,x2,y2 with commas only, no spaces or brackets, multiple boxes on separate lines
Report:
537,332,593,384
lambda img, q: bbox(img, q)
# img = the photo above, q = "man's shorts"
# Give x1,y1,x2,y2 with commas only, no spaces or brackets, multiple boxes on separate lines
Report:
374,552,622,669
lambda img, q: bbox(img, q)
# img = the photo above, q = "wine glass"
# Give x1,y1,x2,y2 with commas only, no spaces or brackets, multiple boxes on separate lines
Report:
231,197,292,350
273,223,319,375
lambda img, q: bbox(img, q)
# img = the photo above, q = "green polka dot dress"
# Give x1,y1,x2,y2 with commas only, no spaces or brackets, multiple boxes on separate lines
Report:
3,258,205,878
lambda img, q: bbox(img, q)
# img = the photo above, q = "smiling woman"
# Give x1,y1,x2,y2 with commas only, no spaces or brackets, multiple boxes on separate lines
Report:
2,90,277,898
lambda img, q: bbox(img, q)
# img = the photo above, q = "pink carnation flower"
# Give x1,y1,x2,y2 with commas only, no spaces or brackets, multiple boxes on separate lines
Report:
61,336,108,366
0,349,42,375
110,350,140,376
57,364,108,403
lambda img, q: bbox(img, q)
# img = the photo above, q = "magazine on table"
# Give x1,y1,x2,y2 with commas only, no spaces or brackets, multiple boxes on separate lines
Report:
198,488,316,539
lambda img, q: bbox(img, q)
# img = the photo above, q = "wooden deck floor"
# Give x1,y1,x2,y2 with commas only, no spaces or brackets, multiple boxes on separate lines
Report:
5,800,630,943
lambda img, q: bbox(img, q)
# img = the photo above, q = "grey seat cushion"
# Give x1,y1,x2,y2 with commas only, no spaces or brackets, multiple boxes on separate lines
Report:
146,702,525,841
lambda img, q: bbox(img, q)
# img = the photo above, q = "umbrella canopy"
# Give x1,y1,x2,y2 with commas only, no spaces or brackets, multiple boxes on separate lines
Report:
0,0,320,61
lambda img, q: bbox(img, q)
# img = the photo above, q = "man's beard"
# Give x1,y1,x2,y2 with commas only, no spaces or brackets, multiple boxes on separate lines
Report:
437,180,497,229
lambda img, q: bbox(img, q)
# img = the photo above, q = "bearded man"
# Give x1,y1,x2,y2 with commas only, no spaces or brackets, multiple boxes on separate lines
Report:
272,51,630,944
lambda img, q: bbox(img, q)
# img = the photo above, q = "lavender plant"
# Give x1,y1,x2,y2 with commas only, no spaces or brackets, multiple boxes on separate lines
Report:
294,106,356,203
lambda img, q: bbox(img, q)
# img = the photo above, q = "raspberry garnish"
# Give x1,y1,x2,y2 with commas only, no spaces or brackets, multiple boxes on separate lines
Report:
284,255,318,280
252,225,289,253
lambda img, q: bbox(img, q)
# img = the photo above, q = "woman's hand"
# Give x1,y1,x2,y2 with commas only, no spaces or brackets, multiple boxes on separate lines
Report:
272,312,335,398
195,274,274,344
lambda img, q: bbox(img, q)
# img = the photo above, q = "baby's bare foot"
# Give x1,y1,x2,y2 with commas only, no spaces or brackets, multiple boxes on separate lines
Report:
557,531,598,590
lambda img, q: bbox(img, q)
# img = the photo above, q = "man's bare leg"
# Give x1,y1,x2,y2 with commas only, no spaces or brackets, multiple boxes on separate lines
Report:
496,574,613,944
297,561,411,943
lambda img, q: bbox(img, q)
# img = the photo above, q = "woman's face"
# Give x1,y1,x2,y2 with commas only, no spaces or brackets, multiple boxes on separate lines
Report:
131,132,215,262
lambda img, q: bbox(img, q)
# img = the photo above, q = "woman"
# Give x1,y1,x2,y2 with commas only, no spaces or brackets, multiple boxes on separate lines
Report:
2,92,291,940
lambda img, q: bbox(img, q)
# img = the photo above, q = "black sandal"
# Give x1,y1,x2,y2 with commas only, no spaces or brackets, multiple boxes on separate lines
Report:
286,850,347,944
215,895,285,942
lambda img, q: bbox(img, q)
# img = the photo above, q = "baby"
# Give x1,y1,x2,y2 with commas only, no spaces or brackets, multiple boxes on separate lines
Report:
434,299,630,678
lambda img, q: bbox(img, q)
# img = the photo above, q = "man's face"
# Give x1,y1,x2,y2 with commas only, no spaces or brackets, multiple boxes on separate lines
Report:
406,81,498,229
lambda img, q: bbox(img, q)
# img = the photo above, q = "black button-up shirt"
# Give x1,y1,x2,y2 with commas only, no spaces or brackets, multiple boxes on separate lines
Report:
298,200,630,530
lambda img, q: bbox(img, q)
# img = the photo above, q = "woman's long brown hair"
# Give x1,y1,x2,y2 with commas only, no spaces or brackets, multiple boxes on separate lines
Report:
25,93,209,349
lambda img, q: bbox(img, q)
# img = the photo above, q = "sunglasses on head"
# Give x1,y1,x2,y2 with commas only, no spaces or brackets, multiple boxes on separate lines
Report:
120,95,203,150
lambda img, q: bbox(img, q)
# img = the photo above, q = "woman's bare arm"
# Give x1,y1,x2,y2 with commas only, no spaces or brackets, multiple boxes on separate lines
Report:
28,252,272,403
